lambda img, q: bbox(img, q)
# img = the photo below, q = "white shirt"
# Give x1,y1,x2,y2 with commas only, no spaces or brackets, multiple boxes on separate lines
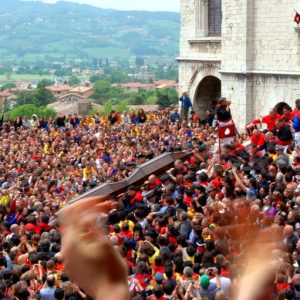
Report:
210,276,232,298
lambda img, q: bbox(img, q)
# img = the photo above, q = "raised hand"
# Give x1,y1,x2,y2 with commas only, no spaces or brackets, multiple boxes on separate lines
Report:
59,196,129,300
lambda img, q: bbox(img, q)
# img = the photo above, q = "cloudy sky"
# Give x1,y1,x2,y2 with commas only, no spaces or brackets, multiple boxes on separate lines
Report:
37,0,180,12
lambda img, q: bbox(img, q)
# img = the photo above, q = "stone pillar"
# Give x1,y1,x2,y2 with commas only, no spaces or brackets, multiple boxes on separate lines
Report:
221,0,255,127
195,0,208,37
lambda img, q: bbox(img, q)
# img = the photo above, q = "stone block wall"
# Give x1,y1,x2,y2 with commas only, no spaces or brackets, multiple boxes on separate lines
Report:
180,0,197,57
253,0,300,72
222,0,253,71
222,74,300,128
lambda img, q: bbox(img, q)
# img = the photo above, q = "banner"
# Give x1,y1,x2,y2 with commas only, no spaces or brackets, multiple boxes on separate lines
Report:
218,123,236,139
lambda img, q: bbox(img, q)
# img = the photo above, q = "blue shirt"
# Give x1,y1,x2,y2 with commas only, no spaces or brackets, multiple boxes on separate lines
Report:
39,287,56,300
180,96,192,109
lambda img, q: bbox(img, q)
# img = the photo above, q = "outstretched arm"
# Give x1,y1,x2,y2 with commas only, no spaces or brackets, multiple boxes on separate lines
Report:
59,196,129,300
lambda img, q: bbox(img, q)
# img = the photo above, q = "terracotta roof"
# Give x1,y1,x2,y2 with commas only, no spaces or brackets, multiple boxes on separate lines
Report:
10,88,32,93
70,86,94,93
58,93,88,101
46,85,72,92
154,80,178,89
113,82,156,89
154,80,177,85
0,90,13,97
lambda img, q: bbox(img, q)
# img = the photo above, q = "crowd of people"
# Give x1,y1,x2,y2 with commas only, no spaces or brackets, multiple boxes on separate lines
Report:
0,97,300,300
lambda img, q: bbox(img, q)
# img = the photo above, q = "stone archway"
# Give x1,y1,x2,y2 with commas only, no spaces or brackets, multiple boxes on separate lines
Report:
194,75,221,118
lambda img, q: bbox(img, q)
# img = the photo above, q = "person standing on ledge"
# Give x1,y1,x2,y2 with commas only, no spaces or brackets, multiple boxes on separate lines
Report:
179,91,192,122
216,98,232,124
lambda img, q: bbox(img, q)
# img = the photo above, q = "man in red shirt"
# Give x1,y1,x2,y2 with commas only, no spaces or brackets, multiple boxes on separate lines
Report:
280,106,294,122
261,109,281,132
251,129,265,148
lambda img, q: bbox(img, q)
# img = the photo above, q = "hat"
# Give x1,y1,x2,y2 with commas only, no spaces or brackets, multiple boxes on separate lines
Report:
186,142,193,148
154,273,163,282
200,275,210,289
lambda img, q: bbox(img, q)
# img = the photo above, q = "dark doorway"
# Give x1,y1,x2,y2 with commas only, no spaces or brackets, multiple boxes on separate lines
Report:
194,76,221,119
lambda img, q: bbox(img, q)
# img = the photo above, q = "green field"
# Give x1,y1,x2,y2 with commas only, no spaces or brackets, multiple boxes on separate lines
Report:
0,74,53,84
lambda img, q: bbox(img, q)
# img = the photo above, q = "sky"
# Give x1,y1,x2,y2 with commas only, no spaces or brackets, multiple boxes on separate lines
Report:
38,0,180,12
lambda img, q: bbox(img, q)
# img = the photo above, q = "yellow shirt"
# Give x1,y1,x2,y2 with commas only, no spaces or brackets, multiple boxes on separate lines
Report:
0,195,10,206
83,167,96,180
119,220,135,232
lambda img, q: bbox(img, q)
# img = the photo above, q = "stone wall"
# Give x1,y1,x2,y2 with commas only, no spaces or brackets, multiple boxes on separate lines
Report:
179,0,300,129
222,73,300,128
253,0,300,72
221,0,254,71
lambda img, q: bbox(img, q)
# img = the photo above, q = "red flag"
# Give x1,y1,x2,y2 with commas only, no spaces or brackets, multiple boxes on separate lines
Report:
218,123,236,139
295,12,300,25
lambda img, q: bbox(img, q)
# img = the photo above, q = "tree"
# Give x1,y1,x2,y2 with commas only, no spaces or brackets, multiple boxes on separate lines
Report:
103,101,113,115
33,83,54,107
135,57,144,66
1,82,16,91
54,69,66,77
7,104,57,119
115,101,129,113
90,74,101,83
145,95,157,105
38,79,54,87
156,88,178,108
68,75,81,86
13,91,34,107
132,94,144,105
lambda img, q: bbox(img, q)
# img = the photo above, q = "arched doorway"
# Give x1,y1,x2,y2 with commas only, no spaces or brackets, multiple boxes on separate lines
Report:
194,76,221,118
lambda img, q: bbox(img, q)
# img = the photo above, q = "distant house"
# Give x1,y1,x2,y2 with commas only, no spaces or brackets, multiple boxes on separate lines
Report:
72,68,81,74
46,85,73,99
154,80,178,91
48,93,92,117
112,82,156,92
69,86,95,98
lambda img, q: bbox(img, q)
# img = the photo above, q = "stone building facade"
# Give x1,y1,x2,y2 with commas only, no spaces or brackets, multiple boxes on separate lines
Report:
178,0,300,128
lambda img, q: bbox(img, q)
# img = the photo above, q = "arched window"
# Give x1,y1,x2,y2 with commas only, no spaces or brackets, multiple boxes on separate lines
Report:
208,0,222,36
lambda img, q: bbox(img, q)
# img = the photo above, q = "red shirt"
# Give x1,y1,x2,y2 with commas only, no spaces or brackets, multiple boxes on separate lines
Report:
280,111,294,121
120,230,132,240
262,114,281,131
153,265,165,274
251,132,265,147
25,223,41,234
183,195,193,207
149,178,162,190
39,222,51,232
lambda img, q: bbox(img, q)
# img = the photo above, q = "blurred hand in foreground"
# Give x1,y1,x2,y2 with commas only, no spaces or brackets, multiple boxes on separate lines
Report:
59,196,129,300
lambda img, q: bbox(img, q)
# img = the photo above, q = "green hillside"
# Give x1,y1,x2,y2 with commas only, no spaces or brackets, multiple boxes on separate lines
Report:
0,0,180,63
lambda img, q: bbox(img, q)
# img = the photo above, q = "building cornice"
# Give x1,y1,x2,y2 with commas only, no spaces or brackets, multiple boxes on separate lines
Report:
219,69,300,77
175,57,221,63
188,37,221,43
